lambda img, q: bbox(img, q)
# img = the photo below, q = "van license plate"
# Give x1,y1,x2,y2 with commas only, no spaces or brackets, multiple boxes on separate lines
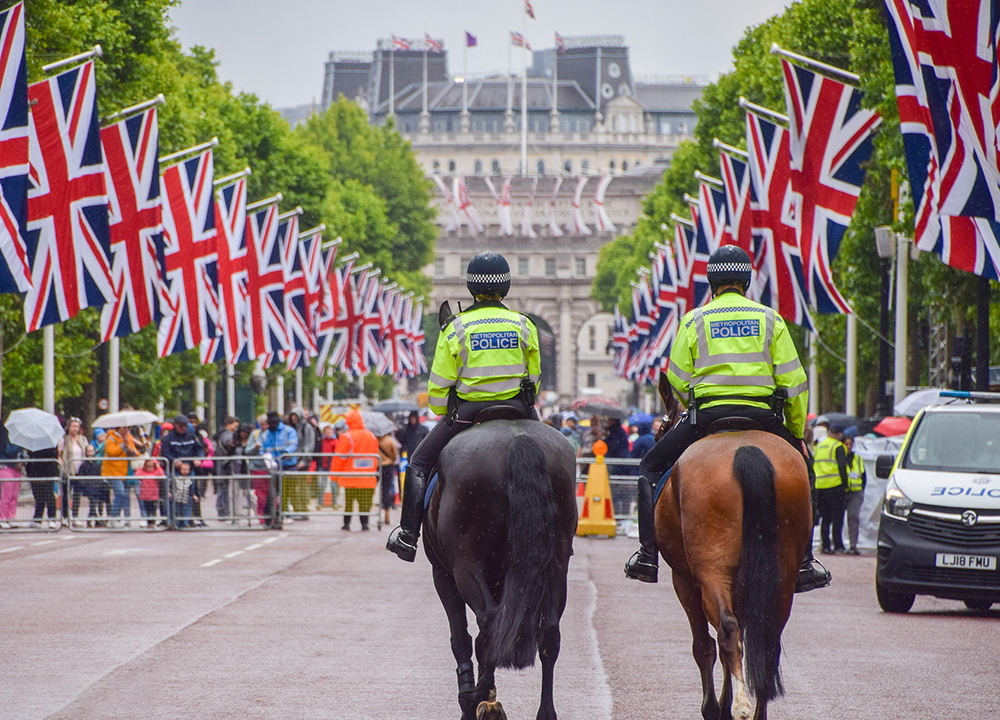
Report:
935,553,997,570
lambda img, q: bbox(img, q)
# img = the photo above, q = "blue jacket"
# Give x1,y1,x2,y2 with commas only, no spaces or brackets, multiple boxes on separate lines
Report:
261,422,298,468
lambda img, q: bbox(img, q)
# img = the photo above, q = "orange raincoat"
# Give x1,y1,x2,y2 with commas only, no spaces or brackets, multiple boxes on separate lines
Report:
330,410,379,489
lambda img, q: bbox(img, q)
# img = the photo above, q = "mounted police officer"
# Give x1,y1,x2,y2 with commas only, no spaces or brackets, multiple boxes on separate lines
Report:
624,245,831,593
386,251,541,562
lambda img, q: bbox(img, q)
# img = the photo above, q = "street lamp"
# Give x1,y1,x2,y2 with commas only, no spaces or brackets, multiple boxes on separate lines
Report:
874,227,895,416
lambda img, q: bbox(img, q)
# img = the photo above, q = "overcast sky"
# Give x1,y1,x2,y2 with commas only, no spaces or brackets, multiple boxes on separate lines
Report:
168,0,794,110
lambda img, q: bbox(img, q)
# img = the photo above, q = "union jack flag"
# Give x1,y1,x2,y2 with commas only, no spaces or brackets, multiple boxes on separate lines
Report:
157,149,217,356
745,110,813,330
357,271,384,376
208,176,249,364
625,278,653,382
511,32,531,51
525,0,535,19
378,288,411,380
644,246,682,382
884,0,1000,279
392,35,412,51
687,195,714,309
99,107,163,341
555,32,567,54
281,214,316,361
409,296,427,375
697,179,732,251
290,230,324,369
244,203,289,358
313,244,341,377
425,34,443,53
0,2,29,295
611,304,629,378
673,219,696,317
329,264,365,377
781,59,881,314
718,150,755,257
25,60,113,331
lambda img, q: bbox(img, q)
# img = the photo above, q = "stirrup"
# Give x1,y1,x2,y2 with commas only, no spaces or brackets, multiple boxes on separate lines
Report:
386,526,418,563
624,549,658,583
795,558,831,593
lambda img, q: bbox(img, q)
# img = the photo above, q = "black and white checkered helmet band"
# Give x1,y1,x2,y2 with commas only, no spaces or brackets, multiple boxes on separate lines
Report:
706,262,752,275
466,272,511,285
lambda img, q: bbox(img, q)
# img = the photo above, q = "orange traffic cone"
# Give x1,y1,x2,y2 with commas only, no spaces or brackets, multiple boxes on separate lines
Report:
576,440,616,537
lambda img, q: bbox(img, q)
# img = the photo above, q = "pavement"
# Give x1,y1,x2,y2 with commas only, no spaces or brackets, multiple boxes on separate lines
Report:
1,515,997,719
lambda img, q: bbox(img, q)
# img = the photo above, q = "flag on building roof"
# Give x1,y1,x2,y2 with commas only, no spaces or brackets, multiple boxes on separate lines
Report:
425,34,443,53
781,58,880,314
555,32,567,54
745,110,813,330
465,32,477,48
0,2,30,295
157,149,218,356
392,35,411,51
99,106,164,341
525,0,535,19
511,32,531,51
25,60,113,331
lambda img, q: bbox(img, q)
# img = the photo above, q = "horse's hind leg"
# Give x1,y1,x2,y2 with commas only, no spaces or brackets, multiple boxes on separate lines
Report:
432,566,477,720
673,572,720,720
712,602,751,720
535,569,568,720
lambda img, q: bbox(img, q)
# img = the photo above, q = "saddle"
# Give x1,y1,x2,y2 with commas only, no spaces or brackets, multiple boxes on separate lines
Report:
703,416,767,435
469,403,531,425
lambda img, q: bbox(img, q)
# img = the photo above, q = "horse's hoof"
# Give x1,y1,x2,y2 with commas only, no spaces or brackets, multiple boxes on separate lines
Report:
476,700,507,720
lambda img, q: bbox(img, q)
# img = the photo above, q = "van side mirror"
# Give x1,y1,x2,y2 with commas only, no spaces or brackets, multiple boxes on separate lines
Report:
875,454,895,479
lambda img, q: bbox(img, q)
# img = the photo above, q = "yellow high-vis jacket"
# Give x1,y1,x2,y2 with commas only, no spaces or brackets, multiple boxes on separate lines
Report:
814,435,847,490
427,302,541,416
665,290,809,439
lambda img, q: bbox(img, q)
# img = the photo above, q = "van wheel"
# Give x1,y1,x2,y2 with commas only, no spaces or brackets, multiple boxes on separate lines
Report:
876,581,915,613
964,599,994,611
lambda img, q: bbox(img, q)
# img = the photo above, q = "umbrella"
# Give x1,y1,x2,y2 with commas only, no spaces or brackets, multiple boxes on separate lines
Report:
812,413,859,429
873,416,912,437
371,399,419,413
5,408,64,451
570,399,628,420
360,411,399,437
92,409,159,429
893,388,959,418
629,412,655,426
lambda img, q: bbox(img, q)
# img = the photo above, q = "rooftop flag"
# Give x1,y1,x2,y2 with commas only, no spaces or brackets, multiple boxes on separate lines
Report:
511,31,531,51
525,0,535,19
555,32,567,54
425,34,443,53
391,35,411,51
0,2,30,295
466,32,477,48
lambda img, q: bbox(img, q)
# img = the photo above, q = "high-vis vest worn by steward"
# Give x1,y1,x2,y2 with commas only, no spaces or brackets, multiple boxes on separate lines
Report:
665,291,809,439
813,436,845,490
427,302,541,416
846,452,865,492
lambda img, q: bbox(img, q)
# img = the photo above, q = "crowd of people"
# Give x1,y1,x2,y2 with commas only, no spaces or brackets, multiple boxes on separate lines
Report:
0,407,406,531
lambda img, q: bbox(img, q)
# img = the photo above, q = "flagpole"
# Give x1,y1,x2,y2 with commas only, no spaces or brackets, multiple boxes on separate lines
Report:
521,17,528,176
226,366,235,417
194,378,204,421
712,138,749,159
551,38,559,132
506,37,513,132
295,368,303,408
159,137,219,168
101,93,165,128
389,39,395,118
108,337,120,413
420,43,429,133
738,97,789,124
845,314,858,415
43,326,54,414
770,43,860,86
41,45,102,74
808,334,819,416
693,170,723,187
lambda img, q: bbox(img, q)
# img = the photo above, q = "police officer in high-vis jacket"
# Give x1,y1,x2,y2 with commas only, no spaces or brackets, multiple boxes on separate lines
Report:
386,251,540,562
623,245,831,594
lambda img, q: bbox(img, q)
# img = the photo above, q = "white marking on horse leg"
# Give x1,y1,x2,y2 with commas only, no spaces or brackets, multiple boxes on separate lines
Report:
731,674,752,719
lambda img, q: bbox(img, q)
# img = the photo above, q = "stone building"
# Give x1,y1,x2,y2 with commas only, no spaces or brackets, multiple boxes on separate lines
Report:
303,35,707,404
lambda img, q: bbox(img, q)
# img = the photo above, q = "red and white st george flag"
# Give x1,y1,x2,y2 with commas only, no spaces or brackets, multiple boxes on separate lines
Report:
157,149,218,356
593,174,616,233
0,2,30,295
452,175,484,234
26,60,113,330
569,176,591,235
99,107,164,341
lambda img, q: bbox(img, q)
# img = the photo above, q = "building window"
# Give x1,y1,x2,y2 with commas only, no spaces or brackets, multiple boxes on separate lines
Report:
448,160,456,172
545,258,556,277
576,258,586,276
461,257,470,275
567,118,577,132
579,119,590,133
622,160,629,172
434,119,447,133
581,159,590,172
492,159,501,174
588,325,596,351
564,159,572,173
659,119,672,135
434,257,445,276
611,115,618,132
587,373,596,388
536,160,545,175
432,160,440,172
474,159,482,174
518,257,529,277
609,160,616,170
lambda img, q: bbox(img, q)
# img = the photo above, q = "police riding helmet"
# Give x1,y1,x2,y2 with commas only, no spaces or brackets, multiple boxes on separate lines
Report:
466,251,511,299
706,245,752,293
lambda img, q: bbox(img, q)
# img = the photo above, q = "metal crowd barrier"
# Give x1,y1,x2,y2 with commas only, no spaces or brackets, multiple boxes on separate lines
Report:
0,457,63,533
576,456,641,524
66,455,170,532
160,455,279,531
275,452,383,529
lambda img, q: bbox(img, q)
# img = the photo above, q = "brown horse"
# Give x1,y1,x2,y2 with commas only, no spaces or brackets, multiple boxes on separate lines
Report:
655,378,812,720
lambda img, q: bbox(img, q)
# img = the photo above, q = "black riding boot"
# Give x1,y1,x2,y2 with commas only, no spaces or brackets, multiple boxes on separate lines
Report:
795,545,832,593
624,473,659,583
385,466,428,562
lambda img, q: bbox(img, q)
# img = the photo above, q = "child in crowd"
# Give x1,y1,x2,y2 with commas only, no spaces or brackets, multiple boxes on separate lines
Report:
172,461,197,528
135,458,165,529
319,423,339,509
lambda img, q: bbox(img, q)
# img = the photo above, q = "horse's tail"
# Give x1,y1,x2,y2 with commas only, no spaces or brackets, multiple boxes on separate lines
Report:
485,433,559,670
732,444,784,702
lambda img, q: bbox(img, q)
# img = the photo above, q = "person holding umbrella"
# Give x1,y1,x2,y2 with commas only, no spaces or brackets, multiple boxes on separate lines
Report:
4,408,66,530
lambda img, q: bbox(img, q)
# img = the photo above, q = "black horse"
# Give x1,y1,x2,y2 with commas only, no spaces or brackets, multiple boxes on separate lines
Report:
422,419,577,720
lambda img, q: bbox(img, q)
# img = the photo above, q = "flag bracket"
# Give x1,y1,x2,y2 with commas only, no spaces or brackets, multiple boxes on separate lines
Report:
159,137,219,167
682,193,698,205
101,94,165,127
348,261,373,275
770,43,861,87
42,45,103,74
712,138,749,159
277,206,304,221
670,213,695,229
246,193,282,212
738,97,789,124
300,224,326,239
694,170,723,187
322,236,343,250
338,251,360,264
214,167,252,187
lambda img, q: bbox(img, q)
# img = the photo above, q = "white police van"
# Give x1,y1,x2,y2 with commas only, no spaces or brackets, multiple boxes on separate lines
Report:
875,397,1000,613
